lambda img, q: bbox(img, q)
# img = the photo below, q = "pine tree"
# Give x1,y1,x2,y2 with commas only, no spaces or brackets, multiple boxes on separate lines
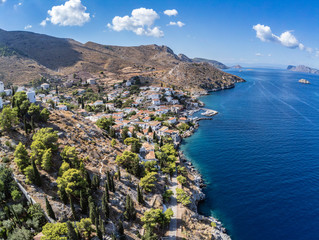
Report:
45,197,56,220
137,185,144,204
41,148,52,171
67,221,78,240
80,190,88,214
32,160,41,186
69,195,76,220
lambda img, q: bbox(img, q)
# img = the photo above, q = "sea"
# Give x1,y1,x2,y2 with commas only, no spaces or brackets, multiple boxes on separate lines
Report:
180,68,319,240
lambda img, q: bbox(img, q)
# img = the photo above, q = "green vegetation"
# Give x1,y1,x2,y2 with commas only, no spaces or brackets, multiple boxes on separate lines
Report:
163,189,174,203
124,137,142,153
14,143,30,172
176,188,191,206
116,151,144,178
96,117,114,133
0,106,18,131
141,208,173,235
177,175,187,186
139,172,157,192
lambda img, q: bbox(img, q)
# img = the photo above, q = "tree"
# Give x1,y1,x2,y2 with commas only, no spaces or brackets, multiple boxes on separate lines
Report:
27,103,40,122
176,188,191,206
42,222,68,240
27,203,46,231
124,195,136,221
80,190,88,214
41,148,52,171
40,108,50,122
67,221,78,240
102,192,109,219
60,146,81,168
14,142,30,171
32,128,59,151
116,151,143,178
45,197,56,221
124,137,141,153
111,139,117,148
8,227,32,240
91,174,100,191
69,195,76,220
99,215,105,235
32,160,41,186
57,168,88,198
137,185,144,204
30,140,46,165
59,161,70,176
141,208,173,232
78,218,95,239
163,189,173,203
104,182,109,202
117,220,124,237
177,175,187,186
117,168,121,181
11,189,22,202
96,117,114,132
139,172,157,192
109,127,116,138
89,201,97,225
121,126,129,140
0,106,18,130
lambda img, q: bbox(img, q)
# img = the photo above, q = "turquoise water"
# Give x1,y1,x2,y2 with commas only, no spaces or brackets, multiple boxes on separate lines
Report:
181,68,319,240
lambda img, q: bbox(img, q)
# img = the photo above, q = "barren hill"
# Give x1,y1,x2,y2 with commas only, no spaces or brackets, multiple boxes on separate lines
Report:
0,28,244,90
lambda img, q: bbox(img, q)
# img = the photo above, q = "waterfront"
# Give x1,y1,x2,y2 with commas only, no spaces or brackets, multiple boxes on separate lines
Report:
181,68,319,240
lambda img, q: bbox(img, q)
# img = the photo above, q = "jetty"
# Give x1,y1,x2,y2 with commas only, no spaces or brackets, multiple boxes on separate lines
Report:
201,108,218,116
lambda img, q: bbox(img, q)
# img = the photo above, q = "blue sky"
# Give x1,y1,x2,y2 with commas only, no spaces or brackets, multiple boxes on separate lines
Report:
0,0,318,68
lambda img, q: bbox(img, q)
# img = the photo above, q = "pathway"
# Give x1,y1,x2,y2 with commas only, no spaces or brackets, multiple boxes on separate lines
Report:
166,172,179,239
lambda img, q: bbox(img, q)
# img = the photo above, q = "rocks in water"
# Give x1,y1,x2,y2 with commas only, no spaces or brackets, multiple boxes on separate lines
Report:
299,79,310,84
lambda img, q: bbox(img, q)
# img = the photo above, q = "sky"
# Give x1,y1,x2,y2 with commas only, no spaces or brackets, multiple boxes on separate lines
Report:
0,0,318,68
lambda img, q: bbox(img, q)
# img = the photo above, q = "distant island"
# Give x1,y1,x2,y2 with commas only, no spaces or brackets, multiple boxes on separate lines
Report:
232,65,242,69
287,65,319,74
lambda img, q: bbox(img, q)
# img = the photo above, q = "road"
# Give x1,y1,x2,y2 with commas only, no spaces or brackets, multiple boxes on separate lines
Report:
166,172,179,239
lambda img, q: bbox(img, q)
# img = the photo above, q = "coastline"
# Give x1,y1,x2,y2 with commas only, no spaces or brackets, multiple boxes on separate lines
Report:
177,93,232,239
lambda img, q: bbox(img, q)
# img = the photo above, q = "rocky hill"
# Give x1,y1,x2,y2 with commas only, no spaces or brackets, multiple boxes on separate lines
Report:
192,57,229,69
162,62,244,93
0,28,242,91
287,65,319,74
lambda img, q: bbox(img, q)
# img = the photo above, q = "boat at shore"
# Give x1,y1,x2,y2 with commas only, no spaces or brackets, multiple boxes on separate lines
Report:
201,109,218,116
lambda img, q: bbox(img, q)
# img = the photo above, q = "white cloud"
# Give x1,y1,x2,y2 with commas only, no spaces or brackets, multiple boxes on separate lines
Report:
164,9,178,16
24,24,32,30
255,53,262,56
108,8,164,37
253,24,304,50
268,53,272,57
14,2,22,9
0,0,6,3
41,0,90,27
168,21,185,27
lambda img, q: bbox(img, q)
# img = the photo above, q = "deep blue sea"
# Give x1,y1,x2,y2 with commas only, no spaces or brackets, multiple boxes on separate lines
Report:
181,68,319,240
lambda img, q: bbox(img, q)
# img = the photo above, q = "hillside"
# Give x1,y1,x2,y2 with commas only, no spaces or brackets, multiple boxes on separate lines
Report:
192,57,229,69
163,62,244,93
0,28,243,91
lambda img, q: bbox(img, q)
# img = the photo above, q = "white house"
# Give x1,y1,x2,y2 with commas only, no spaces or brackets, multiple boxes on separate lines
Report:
171,99,179,105
93,100,104,106
0,82,4,93
4,89,12,96
167,117,177,124
57,105,68,111
27,91,36,103
152,99,161,106
87,78,96,85
41,83,50,90
166,96,173,102
0,97,2,109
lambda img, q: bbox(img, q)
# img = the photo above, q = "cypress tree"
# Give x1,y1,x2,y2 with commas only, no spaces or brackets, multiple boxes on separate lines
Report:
86,171,91,188
80,190,88,214
69,195,76,220
104,182,109,202
111,175,115,192
111,234,116,240
102,193,109,219
89,201,96,224
32,160,41,186
59,188,68,204
107,171,111,191
124,195,136,221
117,168,121,181
99,215,105,234
67,221,78,240
137,185,144,204
45,197,56,220
81,96,84,109
55,85,58,95
117,220,124,237
31,115,35,133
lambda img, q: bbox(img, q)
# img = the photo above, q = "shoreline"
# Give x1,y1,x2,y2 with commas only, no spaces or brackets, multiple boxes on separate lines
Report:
178,90,232,239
